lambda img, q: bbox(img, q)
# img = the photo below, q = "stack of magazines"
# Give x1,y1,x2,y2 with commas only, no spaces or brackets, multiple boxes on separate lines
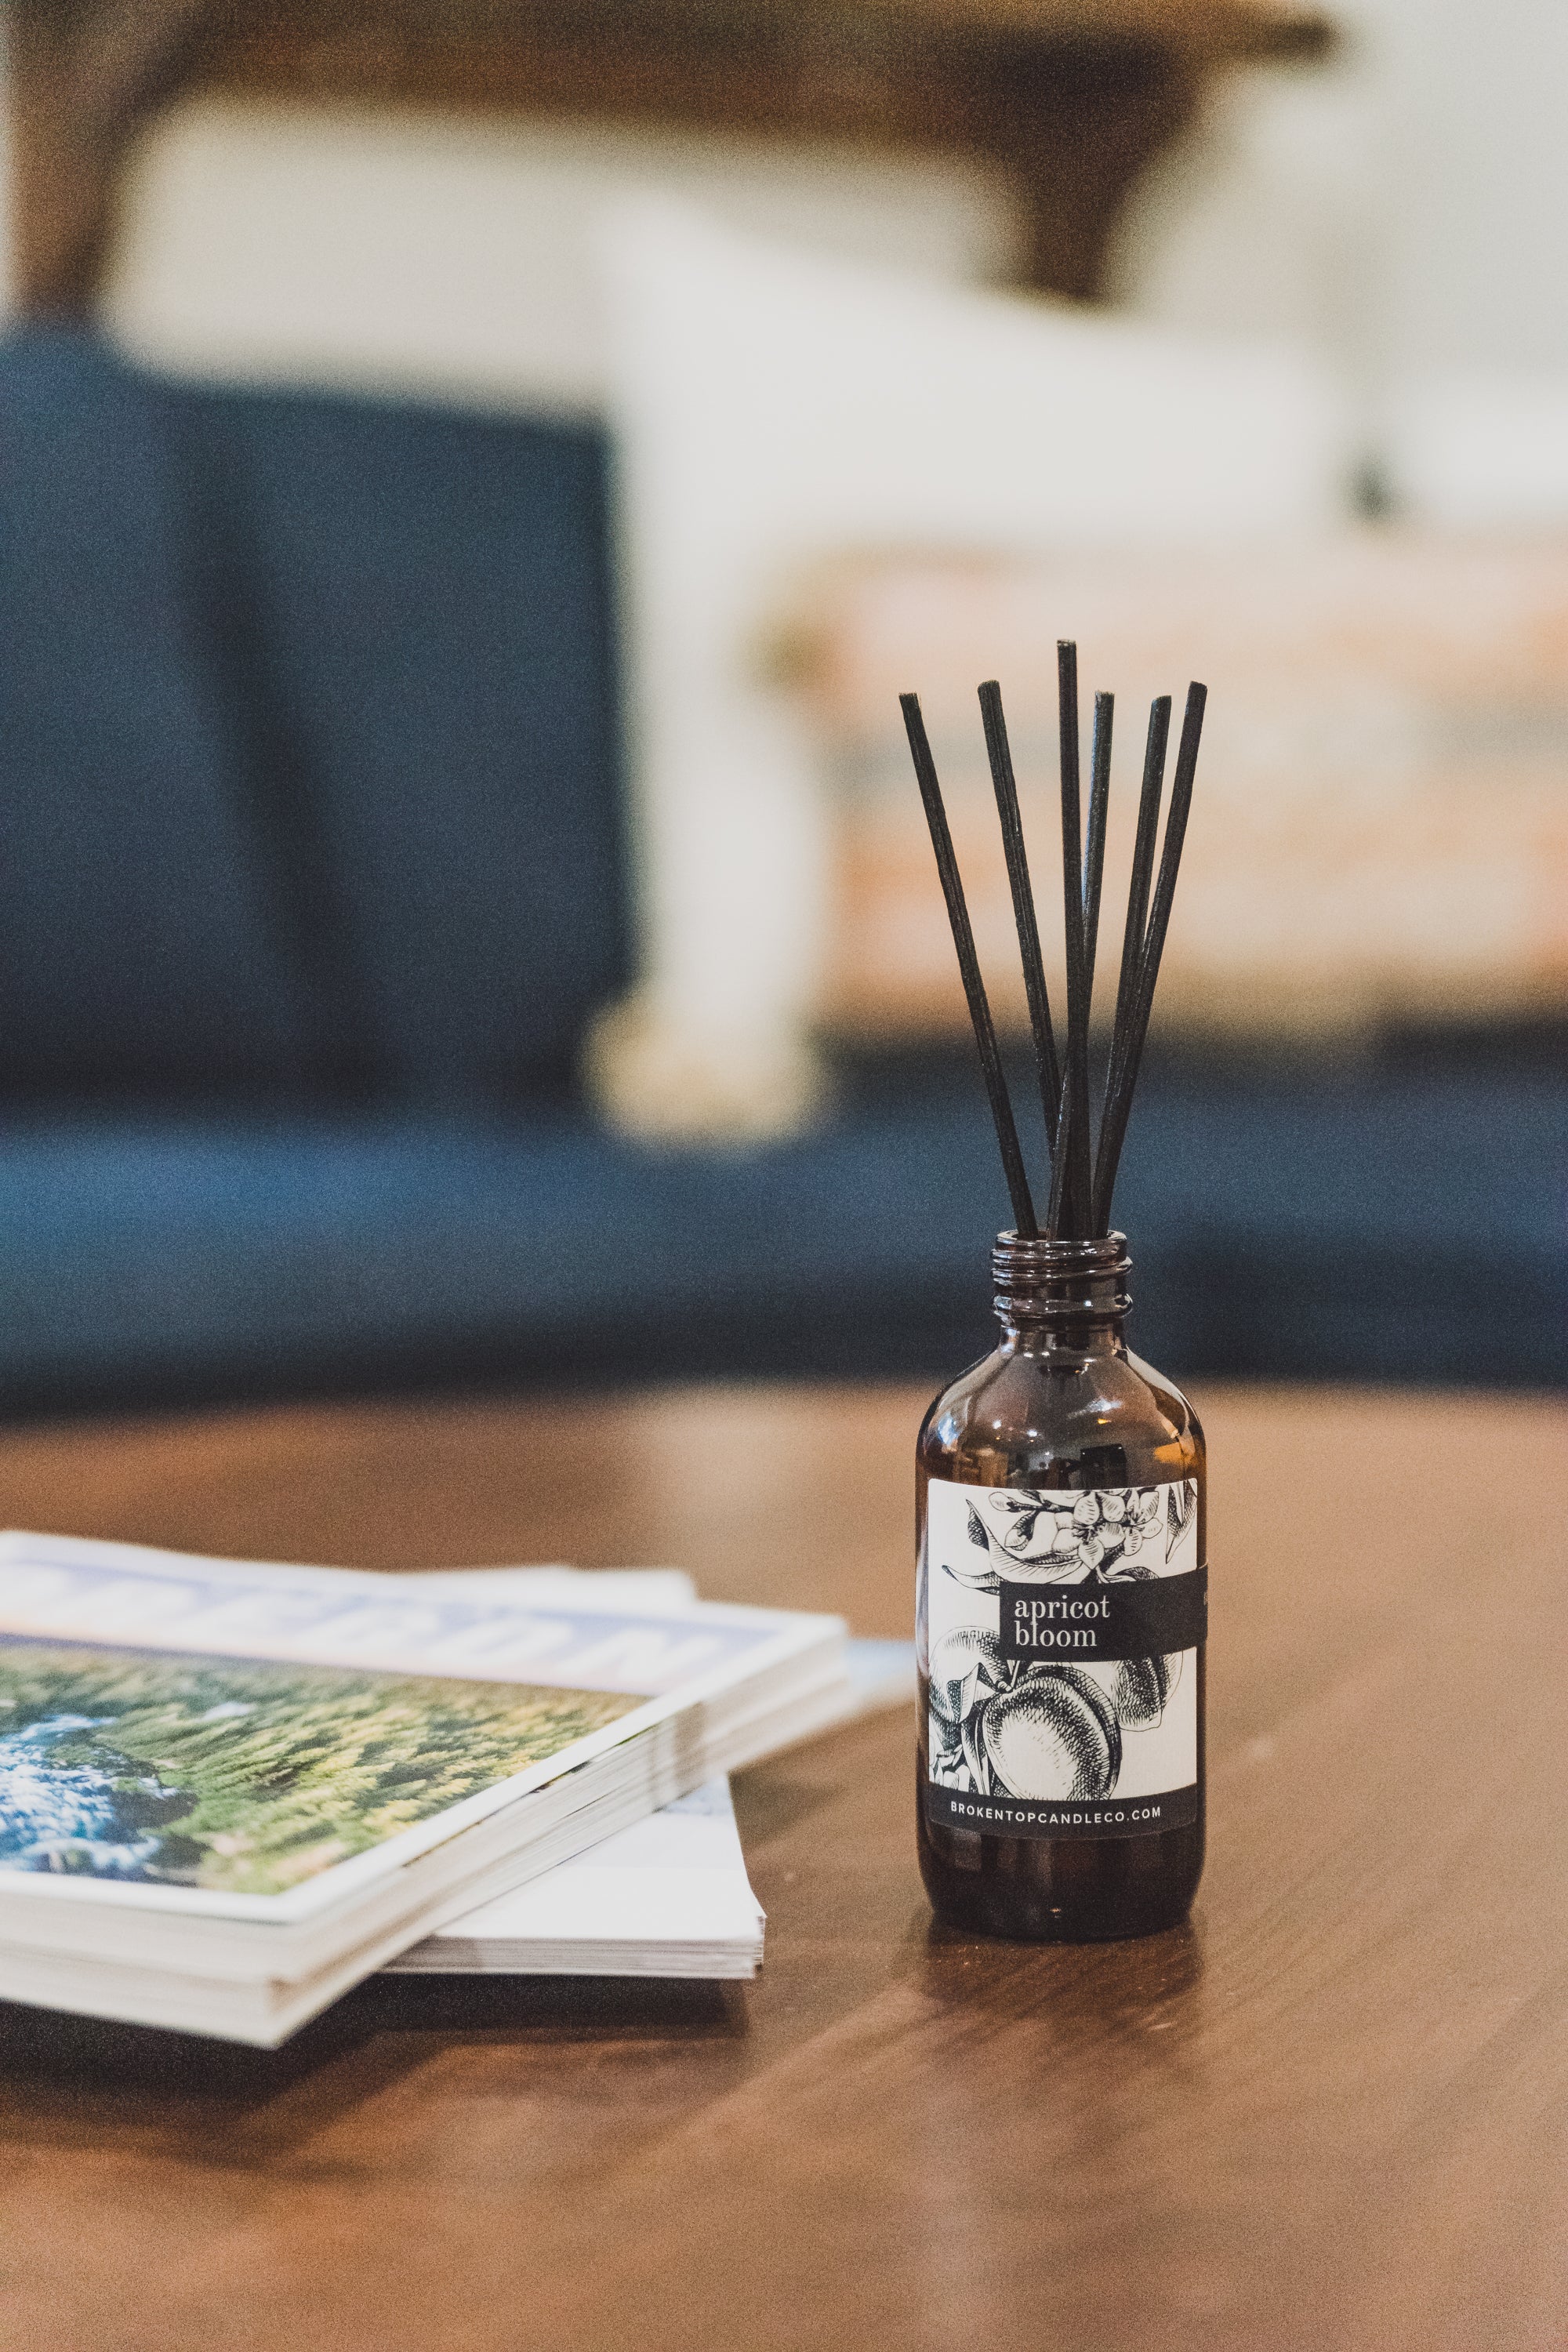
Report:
0,1533,906,2045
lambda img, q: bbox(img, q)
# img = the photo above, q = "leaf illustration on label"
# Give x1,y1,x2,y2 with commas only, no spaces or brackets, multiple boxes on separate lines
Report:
1166,1481,1196,1561
1094,1556,1156,1584
928,1628,1003,1732
943,1558,1001,1594
943,1508,1001,1592
960,1704,994,1794
1109,1654,1169,1727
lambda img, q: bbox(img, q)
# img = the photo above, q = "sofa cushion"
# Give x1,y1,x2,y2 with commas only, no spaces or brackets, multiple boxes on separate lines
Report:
0,1098,1009,1414
171,383,630,1100
1110,1057,1568,1382
0,1063,1559,1416
0,327,316,1098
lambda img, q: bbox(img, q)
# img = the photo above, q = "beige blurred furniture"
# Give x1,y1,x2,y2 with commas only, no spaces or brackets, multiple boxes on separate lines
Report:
0,1379,1563,2351
10,0,1331,315
787,539,1568,1044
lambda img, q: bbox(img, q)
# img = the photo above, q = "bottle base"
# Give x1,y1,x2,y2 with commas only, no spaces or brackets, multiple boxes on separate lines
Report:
919,1812,1203,1944
924,1875,1195,1944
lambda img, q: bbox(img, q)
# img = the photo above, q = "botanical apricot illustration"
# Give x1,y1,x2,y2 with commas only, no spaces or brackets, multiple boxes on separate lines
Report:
929,1480,1196,1802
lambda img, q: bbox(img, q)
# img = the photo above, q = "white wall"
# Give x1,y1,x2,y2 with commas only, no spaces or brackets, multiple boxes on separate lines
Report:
100,100,1025,414
1115,0,1568,387
1365,0,1568,377
1106,65,1381,384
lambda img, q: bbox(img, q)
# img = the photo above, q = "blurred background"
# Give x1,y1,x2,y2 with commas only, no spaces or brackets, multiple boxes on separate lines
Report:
0,0,1563,1418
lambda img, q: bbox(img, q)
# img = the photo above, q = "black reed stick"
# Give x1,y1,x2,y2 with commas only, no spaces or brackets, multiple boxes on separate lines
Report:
1044,1064,1073,1238
903,655,1204,1260
901,692,1039,1238
1091,681,1207,1232
1082,691,1113,997
978,679,1061,1154
1055,643,1094,1235
1102,694,1171,1126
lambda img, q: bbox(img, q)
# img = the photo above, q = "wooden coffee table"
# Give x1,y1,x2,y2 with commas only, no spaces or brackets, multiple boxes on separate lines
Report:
0,1381,1561,2351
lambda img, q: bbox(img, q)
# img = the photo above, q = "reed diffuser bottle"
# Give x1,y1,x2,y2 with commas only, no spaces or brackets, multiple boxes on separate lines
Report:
903,647,1208,1943
917,1234,1204,1940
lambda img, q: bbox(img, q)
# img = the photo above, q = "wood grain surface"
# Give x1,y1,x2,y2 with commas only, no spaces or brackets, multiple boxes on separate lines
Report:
0,1381,1561,2352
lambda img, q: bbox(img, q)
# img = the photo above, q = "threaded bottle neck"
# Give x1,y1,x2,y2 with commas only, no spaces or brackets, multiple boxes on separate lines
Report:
992,1231,1131,1335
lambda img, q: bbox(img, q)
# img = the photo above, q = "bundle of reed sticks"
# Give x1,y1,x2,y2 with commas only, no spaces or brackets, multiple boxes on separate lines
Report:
901,642,1206,1241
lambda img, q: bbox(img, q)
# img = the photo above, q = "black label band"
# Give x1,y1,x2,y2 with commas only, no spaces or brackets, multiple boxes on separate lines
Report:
997,1566,1207,1665
926,1782,1200,1842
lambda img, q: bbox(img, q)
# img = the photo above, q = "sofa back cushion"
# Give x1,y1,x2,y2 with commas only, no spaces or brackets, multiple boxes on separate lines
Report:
0,328,317,1098
172,383,630,1100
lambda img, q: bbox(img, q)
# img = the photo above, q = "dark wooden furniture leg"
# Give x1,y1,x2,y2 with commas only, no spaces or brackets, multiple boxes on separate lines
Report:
8,0,223,317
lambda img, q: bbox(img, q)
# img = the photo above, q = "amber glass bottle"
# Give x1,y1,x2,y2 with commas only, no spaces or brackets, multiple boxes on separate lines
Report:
917,1231,1205,1941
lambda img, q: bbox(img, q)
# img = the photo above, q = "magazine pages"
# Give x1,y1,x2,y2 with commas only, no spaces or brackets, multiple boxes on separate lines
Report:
0,1532,846,2043
390,1777,768,1979
389,1613,916,1979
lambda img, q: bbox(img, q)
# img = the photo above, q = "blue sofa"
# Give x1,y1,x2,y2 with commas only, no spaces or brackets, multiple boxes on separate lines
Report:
1,325,1563,1416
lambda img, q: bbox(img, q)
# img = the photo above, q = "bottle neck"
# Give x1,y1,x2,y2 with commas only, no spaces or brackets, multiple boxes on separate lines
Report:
992,1232,1131,1355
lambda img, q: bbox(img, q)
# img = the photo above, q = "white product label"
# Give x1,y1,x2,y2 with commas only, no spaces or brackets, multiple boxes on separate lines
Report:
924,1476,1203,1841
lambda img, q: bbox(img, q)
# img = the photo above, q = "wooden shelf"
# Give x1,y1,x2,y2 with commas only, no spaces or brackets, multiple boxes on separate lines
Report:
209,0,1330,67
9,0,1333,316
204,0,1331,299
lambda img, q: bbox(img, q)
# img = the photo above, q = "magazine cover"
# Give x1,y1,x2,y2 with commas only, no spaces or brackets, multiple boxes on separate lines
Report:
0,1531,842,1930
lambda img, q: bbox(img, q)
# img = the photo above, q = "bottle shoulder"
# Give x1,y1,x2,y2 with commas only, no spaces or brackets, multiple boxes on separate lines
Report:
919,1341,1203,1493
